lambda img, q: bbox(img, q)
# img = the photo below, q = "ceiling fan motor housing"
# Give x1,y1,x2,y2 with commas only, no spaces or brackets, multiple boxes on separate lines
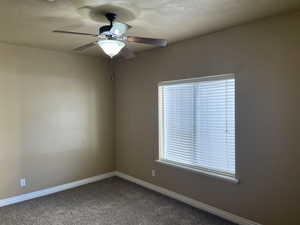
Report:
99,25,111,34
99,12,117,35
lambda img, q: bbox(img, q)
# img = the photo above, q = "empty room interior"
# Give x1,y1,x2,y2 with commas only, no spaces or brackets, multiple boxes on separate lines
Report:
0,1,299,225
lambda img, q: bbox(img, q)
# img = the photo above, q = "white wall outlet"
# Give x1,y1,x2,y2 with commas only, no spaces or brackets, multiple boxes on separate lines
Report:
20,178,26,188
152,169,156,177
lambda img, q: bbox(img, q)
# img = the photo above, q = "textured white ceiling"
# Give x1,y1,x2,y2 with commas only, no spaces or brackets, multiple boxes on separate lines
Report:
0,0,299,57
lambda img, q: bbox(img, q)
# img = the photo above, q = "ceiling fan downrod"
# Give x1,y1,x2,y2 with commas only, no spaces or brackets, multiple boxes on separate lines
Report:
99,12,117,34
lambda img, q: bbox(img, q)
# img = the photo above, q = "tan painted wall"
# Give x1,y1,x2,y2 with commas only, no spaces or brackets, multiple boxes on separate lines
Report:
115,12,300,225
0,44,115,199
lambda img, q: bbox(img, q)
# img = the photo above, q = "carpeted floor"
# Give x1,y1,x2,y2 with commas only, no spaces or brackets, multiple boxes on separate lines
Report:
0,177,236,225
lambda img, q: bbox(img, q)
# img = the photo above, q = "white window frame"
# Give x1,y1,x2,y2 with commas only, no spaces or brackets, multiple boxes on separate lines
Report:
157,74,239,184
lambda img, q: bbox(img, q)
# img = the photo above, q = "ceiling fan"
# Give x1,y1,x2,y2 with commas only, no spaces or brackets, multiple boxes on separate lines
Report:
53,13,168,59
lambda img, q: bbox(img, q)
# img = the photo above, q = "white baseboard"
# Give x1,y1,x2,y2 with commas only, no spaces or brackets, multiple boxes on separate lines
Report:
0,171,116,207
0,171,262,225
115,171,262,225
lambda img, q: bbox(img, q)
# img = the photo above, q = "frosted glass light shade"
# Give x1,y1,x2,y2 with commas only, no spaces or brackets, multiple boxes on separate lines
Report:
98,40,125,58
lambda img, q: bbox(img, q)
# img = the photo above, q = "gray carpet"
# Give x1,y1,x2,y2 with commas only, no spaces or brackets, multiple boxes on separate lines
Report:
0,177,236,225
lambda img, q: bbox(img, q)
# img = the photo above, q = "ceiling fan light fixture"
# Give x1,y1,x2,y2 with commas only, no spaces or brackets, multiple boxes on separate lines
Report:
98,40,125,58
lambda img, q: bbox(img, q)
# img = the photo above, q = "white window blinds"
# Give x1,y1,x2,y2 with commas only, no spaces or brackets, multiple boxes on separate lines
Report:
159,74,235,176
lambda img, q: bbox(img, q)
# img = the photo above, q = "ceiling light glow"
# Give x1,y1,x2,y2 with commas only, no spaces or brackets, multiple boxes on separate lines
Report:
98,40,125,58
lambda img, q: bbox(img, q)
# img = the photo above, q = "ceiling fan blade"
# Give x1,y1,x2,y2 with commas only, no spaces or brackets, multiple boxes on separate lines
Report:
53,30,98,37
119,46,136,59
126,36,167,47
73,42,98,51
110,22,131,36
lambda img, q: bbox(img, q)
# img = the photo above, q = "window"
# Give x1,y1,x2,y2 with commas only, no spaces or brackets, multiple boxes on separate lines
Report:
158,74,236,180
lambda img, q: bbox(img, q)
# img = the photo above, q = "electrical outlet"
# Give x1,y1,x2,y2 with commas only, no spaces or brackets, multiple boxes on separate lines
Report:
20,178,26,188
151,169,156,177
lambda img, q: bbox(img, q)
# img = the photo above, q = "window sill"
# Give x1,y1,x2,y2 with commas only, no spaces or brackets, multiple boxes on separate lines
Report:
155,160,239,184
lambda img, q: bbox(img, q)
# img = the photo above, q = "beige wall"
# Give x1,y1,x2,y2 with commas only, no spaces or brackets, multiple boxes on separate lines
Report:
0,44,115,199
115,12,300,225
